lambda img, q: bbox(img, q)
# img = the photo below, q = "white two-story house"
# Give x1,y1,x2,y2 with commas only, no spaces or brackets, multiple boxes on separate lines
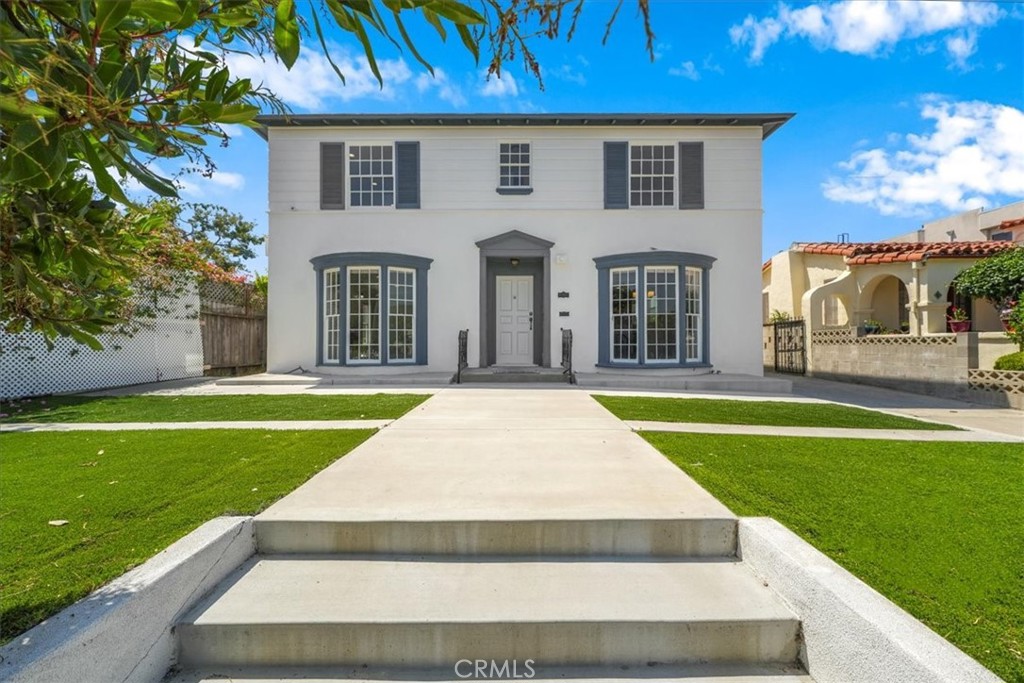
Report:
256,113,792,379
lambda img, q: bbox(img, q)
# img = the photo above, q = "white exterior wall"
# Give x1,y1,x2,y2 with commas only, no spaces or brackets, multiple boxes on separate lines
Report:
266,125,766,376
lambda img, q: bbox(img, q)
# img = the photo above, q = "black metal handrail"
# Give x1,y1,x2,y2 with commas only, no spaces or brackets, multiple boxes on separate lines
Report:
455,328,468,383
561,328,576,384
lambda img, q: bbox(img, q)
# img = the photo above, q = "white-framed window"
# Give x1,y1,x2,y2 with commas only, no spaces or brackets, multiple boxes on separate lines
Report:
684,266,703,362
610,267,639,362
605,264,706,365
347,266,381,363
499,142,531,188
629,144,675,207
387,268,416,362
323,268,341,362
645,266,678,362
348,144,394,207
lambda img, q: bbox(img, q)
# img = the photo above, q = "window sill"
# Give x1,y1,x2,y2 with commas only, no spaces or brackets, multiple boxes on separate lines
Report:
496,187,534,196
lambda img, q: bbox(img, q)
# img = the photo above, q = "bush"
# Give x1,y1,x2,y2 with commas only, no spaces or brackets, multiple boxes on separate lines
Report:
993,351,1024,371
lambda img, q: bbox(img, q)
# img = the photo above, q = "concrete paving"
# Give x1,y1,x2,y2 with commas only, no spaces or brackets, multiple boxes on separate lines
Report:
174,388,808,676
255,390,737,556
167,664,813,683
178,556,800,668
626,420,1024,442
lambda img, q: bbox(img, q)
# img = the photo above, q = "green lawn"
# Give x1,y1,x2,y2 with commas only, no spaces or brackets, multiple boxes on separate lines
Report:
594,395,958,430
0,393,428,423
0,429,374,642
643,432,1023,681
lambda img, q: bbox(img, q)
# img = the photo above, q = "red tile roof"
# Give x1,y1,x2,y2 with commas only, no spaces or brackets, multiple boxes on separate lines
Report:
999,216,1024,230
793,241,1017,265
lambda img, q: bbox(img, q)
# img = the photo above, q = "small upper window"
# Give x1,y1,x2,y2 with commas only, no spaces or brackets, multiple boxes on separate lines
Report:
349,145,394,207
499,142,531,188
629,144,674,207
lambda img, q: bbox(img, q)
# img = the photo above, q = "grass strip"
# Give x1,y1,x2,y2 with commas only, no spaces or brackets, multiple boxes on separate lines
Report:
1,393,428,423
643,432,1022,681
594,395,958,430
0,428,373,641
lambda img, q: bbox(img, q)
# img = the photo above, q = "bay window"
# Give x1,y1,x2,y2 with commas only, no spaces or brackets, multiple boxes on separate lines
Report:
595,252,715,367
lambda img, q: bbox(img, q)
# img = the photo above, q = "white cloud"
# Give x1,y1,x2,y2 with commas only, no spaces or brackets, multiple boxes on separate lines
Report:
479,71,519,98
548,63,587,86
653,42,672,61
668,61,701,81
225,48,412,109
178,169,245,198
415,68,467,107
823,98,1024,216
731,1,1001,67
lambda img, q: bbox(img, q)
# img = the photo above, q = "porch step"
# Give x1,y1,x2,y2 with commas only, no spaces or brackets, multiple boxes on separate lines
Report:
167,664,813,682
254,517,737,557
176,555,802,669
457,367,570,383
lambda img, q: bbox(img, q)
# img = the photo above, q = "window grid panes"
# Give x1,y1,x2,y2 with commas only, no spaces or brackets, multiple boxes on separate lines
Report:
685,267,703,362
630,145,675,207
348,267,381,362
610,268,638,361
499,143,531,188
645,266,678,362
388,268,415,362
349,145,394,207
323,268,341,362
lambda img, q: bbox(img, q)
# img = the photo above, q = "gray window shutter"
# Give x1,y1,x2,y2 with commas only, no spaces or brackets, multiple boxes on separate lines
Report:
395,141,420,209
320,142,346,210
603,141,629,209
678,141,704,210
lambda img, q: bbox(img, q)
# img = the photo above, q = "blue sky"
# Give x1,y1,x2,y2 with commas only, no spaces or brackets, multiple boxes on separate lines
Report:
173,1,1024,274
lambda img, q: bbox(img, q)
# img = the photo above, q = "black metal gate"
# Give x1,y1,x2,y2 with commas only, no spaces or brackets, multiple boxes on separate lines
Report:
773,319,806,374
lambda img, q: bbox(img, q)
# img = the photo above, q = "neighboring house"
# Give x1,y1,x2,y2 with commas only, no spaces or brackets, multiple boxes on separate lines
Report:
885,200,1024,244
762,241,1015,334
256,113,792,378
762,202,1023,334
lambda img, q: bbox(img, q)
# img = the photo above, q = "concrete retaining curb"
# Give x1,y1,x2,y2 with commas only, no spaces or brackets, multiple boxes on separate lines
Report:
737,517,1000,683
0,516,256,683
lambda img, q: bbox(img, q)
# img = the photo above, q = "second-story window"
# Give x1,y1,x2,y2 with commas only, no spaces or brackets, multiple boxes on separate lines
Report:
349,144,394,207
499,142,531,189
629,144,675,207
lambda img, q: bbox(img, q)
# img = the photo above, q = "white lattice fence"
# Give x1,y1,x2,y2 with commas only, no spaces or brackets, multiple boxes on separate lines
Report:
857,333,957,346
968,370,1024,396
0,288,203,399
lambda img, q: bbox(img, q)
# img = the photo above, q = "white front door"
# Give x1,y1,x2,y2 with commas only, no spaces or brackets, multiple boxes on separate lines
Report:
496,275,534,365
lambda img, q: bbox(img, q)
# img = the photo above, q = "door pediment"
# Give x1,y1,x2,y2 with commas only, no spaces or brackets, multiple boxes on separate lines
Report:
476,230,554,256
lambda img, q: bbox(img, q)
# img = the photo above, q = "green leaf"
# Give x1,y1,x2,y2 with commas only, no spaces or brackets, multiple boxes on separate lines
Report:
391,9,434,75
274,0,300,69
310,7,347,85
206,68,229,101
95,0,132,35
421,7,447,41
77,139,131,205
215,103,259,124
426,0,485,25
135,0,183,24
0,95,56,119
1,122,66,189
455,23,479,64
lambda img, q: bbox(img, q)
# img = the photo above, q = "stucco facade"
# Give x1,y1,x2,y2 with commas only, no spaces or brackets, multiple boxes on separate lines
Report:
258,114,791,377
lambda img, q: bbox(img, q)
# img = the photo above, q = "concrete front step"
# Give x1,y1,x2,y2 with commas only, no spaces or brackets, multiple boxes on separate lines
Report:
255,518,736,557
457,367,571,384
177,556,801,669
167,663,813,682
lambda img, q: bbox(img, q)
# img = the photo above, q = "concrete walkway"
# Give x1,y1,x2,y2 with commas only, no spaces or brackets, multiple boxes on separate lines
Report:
626,420,1024,442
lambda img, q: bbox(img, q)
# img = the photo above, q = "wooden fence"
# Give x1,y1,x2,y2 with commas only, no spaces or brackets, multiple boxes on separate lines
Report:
199,279,267,375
